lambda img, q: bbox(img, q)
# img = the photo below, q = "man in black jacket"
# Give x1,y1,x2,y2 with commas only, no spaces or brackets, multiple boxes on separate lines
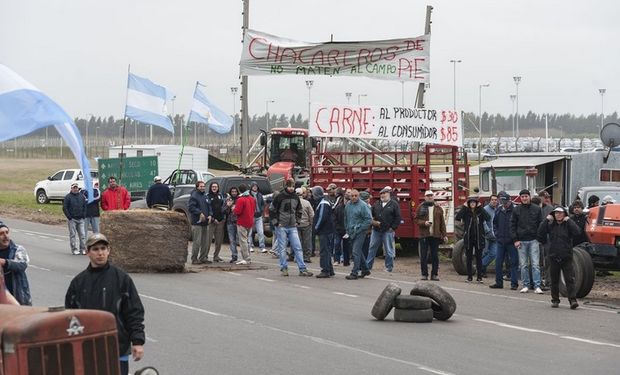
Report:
537,207,581,309
489,191,519,290
65,233,145,375
366,186,402,273
188,181,212,264
511,189,543,294
146,176,172,209
569,200,589,246
63,183,87,255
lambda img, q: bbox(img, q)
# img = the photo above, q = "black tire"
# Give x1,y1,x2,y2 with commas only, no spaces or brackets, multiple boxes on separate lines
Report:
394,295,432,310
36,189,49,204
394,308,434,323
574,246,594,298
409,282,457,321
451,239,469,275
371,283,402,321
559,249,584,298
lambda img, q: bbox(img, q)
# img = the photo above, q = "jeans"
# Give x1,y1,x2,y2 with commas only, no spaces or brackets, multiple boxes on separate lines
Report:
297,225,313,260
227,222,238,259
549,256,576,302
495,242,519,287
191,225,209,262
277,226,307,271
518,240,541,288
207,220,226,259
248,216,266,249
420,237,440,277
68,218,86,253
333,234,343,262
319,233,335,275
350,234,369,276
481,240,497,274
367,229,396,271
85,216,100,234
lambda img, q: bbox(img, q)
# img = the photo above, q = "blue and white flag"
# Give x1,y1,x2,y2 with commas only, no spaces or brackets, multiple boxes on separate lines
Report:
189,83,233,134
125,73,175,133
0,64,94,201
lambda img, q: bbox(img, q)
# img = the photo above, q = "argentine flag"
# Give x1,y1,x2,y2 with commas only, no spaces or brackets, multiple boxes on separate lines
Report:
125,73,175,133
0,64,94,201
189,83,233,134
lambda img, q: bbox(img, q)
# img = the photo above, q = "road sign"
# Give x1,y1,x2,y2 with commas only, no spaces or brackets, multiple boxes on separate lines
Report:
98,156,158,192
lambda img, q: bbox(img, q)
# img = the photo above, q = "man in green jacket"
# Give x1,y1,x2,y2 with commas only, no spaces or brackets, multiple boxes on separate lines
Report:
344,189,372,280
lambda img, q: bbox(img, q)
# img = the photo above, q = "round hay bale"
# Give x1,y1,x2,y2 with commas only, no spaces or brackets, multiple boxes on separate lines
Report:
100,209,190,273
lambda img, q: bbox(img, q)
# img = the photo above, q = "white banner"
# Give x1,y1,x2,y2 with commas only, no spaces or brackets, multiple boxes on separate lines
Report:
309,103,463,147
240,29,430,82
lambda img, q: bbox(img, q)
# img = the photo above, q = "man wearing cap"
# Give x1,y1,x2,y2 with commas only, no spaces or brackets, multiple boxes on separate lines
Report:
63,183,87,255
101,176,131,211
489,191,519,290
65,233,146,375
146,176,172,209
0,222,32,305
367,186,402,273
537,206,581,309
511,189,543,294
416,190,447,281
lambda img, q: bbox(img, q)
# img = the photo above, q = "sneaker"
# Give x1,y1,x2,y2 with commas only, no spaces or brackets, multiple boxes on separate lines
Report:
299,270,313,277
520,287,529,293
360,270,371,278
570,299,579,310
260,248,268,253
200,259,212,264
489,284,503,289
430,275,440,281
345,274,358,280
534,287,543,294
510,285,518,290
304,259,312,263
466,278,473,283
384,268,392,273
551,301,559,308
250,248,255,253
213,257,224,263
316,272,331,278
281,268,289,277
333,261,341,266
191,260,200,265
72,250,80,255
235,260,248,265
80,250,87,255
477,278,483,283
420,276,429,281
229,257,238,264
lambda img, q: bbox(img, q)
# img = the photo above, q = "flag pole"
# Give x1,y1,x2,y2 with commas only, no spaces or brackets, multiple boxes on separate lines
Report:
119,64,130,183
175,81,199,184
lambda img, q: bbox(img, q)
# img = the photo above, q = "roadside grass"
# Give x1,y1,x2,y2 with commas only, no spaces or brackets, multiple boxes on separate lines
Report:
0,191,64,215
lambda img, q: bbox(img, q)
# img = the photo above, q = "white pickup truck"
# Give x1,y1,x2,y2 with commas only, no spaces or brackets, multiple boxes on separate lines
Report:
34,169,99,204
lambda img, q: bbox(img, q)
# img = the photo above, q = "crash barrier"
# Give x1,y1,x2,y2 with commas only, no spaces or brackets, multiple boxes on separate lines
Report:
100,209,190,272
371,283,456,322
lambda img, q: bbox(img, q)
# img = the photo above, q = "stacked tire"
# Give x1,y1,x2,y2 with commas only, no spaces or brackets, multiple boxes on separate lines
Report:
371,282,457,323
393,295,433,323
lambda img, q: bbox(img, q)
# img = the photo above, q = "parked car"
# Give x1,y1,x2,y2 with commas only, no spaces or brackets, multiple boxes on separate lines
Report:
34,169,99,204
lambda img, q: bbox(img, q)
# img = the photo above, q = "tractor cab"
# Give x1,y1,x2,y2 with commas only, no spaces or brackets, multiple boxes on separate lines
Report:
264,128,311,189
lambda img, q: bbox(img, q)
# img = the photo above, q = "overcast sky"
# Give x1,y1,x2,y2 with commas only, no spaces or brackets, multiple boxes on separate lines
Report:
1,0,618,123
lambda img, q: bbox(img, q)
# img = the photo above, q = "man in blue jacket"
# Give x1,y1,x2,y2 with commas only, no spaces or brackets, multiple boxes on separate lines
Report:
367,186,402,273
63,183,87,255
489,191,519,290
313,186,335,278
188,181,212,264
345,189,372,280
0,222,32,305
146,176,173,209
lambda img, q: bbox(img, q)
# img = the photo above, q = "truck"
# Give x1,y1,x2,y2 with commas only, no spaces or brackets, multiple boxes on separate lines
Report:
0,273,157,375
34,169,99,204
256,127,469,252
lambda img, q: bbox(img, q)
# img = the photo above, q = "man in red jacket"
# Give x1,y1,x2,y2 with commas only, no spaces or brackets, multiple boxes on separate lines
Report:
233,183,255,265
101,176,131,211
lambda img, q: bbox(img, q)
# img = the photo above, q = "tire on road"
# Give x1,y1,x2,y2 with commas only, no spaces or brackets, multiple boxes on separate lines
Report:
394,308,434,323
371,283,402,321
451,239,469,275
394,295,432,310
409,282,457,321
574,246,594,298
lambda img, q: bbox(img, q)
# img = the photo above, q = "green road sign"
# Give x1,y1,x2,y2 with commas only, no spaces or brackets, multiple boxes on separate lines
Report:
98,156,158,192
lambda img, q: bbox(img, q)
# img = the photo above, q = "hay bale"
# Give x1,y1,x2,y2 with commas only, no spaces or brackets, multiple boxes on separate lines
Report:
100,210,190,273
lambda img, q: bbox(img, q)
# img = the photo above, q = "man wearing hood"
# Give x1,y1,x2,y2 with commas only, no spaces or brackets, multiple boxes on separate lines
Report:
344,189,372,280
490,191,519,290
416,191,447,280
248,182,267,253
455,196,491,282
297,187,314,263
270,179,313,277
206,182,226,262
367,186,402,273
537,206,581,309
313,186,335,278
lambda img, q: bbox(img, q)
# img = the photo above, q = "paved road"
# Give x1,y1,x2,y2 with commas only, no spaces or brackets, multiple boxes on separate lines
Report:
4,218,619,375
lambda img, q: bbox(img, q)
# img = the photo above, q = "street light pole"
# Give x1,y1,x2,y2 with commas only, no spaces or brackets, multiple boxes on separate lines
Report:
449,59,462,110
599,88,606,133
357,94,367,105
510,94,516,138
513,76,522,138
266,100,275,131
231,87,238,142
478,83,490,163
345,92,352,104
306,80,313,125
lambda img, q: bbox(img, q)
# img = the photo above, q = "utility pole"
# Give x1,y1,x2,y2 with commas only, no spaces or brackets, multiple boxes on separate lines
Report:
599,88,606,133
345,92,352,103
231,87,238,143
510,94,516,138
449,59,462,110
478,83,490,163
306,80,313,124
240,0,250,168
513,76,521,138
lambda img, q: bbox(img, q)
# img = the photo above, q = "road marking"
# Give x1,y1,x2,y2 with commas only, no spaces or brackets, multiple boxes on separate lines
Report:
54,238,64,242
475,318,620,348
293,284,311,289
13,229,67,239
227,272,242,276
24,232,34,236
256,277,275,282
141,293,455,375
30,264,51,272
38,235,50,239
333,291,358,298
